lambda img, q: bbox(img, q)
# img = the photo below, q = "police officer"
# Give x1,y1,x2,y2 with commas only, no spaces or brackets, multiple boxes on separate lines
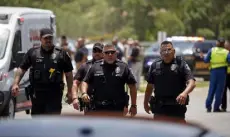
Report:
221,40,230,111
11,28,74,116
81,44,137,116
201,38,230,112
144,41,196,122
70,43,104,110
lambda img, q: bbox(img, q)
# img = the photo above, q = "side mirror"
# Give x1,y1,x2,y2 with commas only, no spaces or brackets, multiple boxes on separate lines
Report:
15,51,25,67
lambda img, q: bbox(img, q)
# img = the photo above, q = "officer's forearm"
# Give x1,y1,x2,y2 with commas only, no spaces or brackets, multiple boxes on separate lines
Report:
13,68,26,85
72,80,80,99
128,84,137,105
144,83,154,104
183,79,196,95
65,72,73,94
81,82,88,94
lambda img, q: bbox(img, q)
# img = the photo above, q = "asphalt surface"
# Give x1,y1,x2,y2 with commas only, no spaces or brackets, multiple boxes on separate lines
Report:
15,87,230,137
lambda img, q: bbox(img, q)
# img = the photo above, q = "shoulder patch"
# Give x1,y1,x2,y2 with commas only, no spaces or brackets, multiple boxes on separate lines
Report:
152,57,162,63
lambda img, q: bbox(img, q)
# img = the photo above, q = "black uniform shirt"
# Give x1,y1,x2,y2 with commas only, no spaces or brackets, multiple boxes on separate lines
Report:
74,60,94,81
20,46,73,73
84,60,136,100
147,58,194,85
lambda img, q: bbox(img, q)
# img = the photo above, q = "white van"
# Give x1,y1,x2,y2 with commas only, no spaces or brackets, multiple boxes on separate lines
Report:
0,7,56,118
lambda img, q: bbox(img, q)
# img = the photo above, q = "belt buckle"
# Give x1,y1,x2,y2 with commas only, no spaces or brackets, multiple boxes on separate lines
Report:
101,100,107,105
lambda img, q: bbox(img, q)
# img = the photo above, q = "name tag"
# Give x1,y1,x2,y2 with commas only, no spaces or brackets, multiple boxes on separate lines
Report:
36,58,43,63
94,71,104,76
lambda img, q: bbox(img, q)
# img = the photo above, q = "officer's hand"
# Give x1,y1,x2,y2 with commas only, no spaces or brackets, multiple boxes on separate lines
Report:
82,93,90,103
199,52,204,58
72,98,80,110
129,106,137,117
123,106,128,116
65,94,72,104
11,84,19,97
144,102,151,114
176,92,188,105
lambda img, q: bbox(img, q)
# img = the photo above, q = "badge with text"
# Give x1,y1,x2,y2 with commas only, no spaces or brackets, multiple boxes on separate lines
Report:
171,64,177,71
51,53,56,59
115,67,120,74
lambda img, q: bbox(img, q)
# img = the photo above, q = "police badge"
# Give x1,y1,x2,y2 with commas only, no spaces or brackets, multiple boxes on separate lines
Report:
171,64,177,71
51,53,56,59
115,67,120,74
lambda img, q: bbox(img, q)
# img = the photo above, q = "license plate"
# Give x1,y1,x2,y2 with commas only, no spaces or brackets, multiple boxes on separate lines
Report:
195,62,209,69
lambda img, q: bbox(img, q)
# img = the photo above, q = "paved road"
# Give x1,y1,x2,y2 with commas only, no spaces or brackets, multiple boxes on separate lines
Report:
15,87,230,137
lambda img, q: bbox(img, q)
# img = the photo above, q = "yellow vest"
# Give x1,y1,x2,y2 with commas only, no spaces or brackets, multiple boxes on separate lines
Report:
210,47,229,69
228,65,230,74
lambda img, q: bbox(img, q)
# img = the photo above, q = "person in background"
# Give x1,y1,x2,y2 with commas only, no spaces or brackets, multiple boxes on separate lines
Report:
221,39,230,112
200,38,230,112
75,37,88,70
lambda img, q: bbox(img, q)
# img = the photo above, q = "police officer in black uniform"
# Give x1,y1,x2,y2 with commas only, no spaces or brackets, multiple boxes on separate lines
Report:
12,28,74,116
70,43,104,110
144,41,196,122
81,44,137,116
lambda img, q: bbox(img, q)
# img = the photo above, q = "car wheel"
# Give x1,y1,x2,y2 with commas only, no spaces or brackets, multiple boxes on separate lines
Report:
1,97,15,119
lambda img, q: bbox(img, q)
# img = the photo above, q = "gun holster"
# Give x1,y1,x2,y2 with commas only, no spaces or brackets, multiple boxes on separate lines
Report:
25,85,34,101
78,97,84,112
78,97,92,112
149,96,157,113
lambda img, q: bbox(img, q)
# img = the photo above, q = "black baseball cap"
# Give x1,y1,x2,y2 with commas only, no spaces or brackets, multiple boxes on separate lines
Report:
93,43,104,51
40,28,53,38
217,38,225,43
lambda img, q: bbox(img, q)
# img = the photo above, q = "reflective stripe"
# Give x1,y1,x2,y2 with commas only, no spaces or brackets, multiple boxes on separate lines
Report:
210,47,229,69
228,65,230,74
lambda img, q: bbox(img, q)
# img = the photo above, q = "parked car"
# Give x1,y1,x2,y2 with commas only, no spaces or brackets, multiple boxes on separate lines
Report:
0,115,223,137
192,40,216,80
142,38,215,80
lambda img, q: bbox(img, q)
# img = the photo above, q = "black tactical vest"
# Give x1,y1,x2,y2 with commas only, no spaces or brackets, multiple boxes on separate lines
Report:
92,60,126,101
151,57,186,99
29,47,63,89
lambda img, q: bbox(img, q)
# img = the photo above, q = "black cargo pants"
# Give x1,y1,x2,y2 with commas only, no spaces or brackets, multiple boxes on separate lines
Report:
153,105,187,123
222,74,230,110
85,101,125,116
31,89,63,116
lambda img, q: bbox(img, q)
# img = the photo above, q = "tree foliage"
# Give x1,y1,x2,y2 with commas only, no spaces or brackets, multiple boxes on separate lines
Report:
1,0,230,40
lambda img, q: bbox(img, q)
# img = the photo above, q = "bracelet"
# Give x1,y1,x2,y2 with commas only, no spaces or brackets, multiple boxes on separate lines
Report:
82,92,87,96
131,104,137,108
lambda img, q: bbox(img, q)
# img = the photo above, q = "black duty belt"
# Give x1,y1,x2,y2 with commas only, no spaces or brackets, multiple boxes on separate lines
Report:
95,100,125,106
156,99,179,106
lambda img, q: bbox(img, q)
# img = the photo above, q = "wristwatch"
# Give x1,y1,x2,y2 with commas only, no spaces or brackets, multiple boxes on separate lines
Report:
131,104,137,108
82,92,87,96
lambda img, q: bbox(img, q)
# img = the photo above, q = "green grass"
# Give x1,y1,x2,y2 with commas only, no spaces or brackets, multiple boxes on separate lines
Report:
196,81,209,88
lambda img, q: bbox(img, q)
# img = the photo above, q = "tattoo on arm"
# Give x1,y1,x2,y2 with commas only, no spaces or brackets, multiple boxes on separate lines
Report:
14,68,26,85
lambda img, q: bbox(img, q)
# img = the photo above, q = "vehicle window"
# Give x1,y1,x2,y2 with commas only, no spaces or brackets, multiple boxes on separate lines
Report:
145,43,160,54
0,28,10,59
194,41,215,53
12,30,22,60
172,41,195,52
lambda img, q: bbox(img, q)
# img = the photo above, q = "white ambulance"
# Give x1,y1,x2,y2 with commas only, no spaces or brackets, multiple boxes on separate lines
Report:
0,6,56,118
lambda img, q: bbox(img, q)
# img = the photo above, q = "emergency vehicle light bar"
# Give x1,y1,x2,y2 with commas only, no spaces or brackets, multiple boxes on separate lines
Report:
166,36,205,42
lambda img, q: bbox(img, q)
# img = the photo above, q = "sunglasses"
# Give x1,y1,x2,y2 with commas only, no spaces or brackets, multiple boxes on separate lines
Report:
93,48,102,53
104,51,116,55
160,48,173,54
